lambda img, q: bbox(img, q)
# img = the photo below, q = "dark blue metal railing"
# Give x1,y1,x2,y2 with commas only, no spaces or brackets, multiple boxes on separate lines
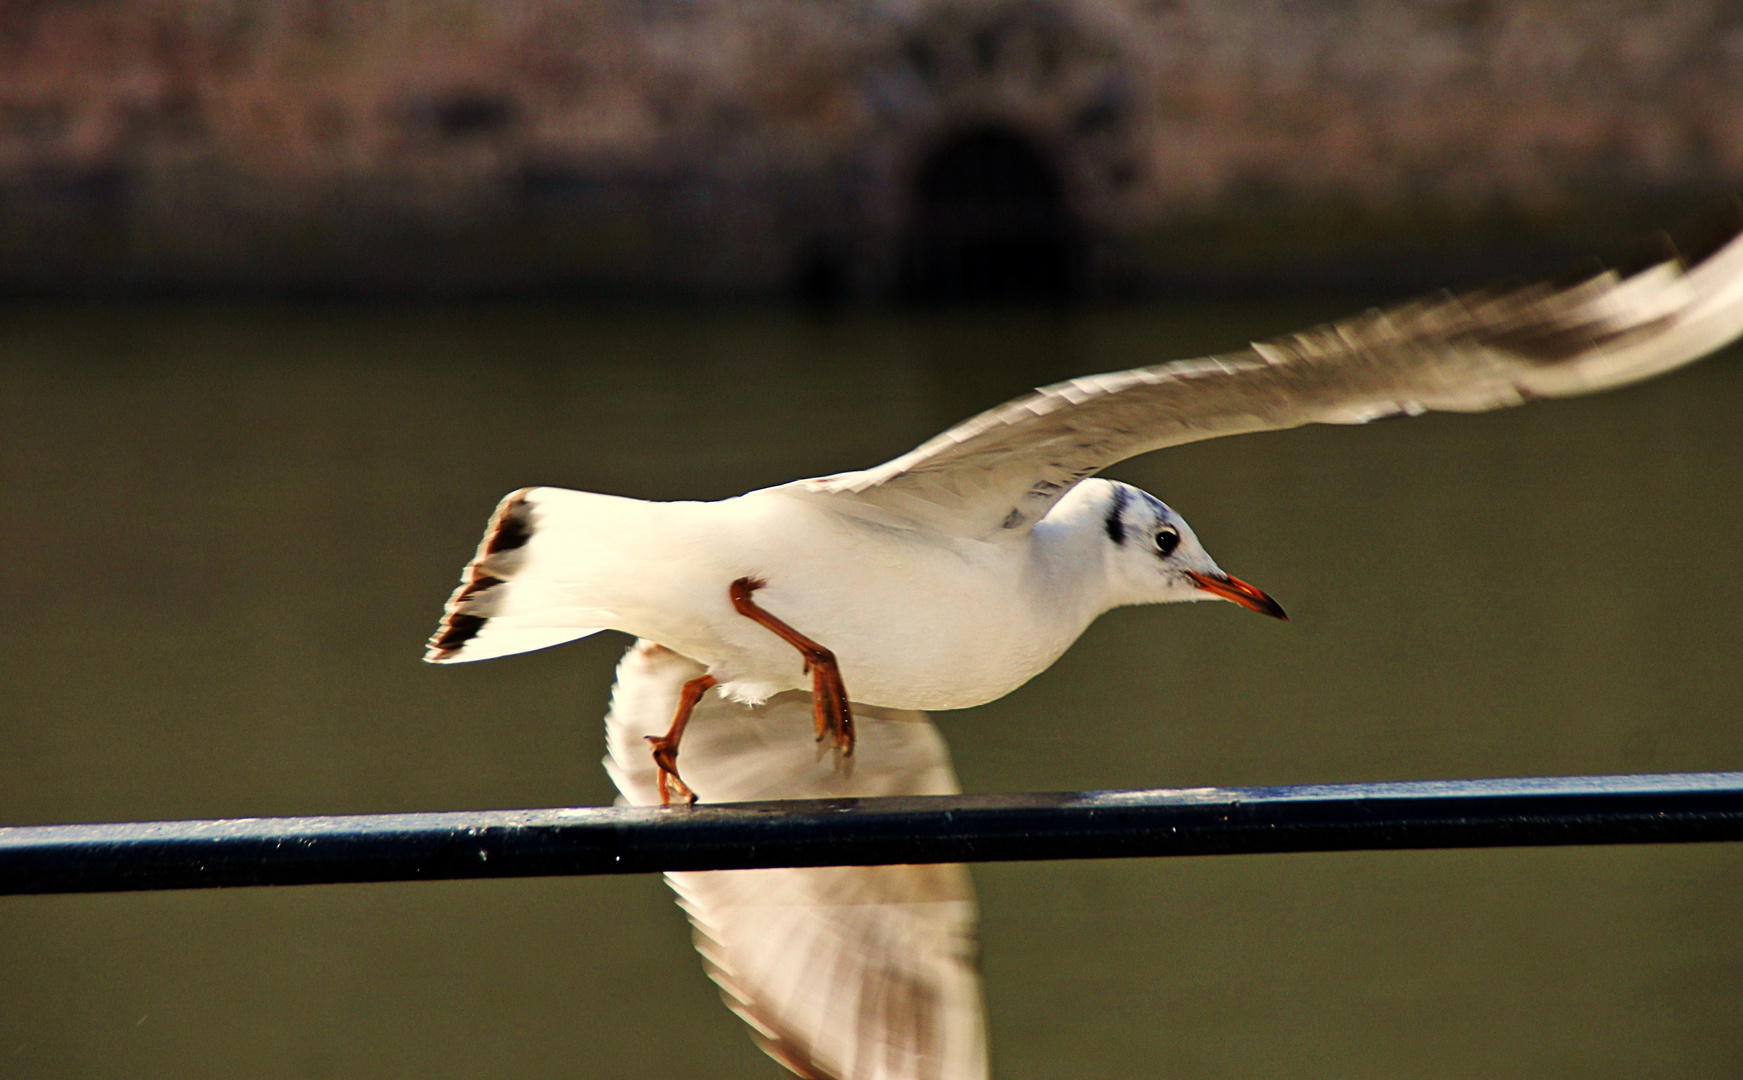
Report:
3,772,1740,896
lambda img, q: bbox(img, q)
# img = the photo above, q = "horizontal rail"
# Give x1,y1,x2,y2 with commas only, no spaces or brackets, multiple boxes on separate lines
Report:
3,772,1742,896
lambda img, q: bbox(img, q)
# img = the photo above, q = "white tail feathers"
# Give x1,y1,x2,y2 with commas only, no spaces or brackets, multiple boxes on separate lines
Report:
424,488,605,664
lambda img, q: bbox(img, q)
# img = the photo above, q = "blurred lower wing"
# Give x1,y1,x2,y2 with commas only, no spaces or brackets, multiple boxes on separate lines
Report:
603,640,989,1080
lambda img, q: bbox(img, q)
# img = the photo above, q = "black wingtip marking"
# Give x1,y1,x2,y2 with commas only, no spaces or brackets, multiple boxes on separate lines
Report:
1104,484,1129,546
1483,303,1641,365
1478,199,1743,366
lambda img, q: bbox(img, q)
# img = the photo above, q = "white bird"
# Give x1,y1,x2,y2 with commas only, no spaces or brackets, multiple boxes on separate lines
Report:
429,226,1743,802
603,639,988,1080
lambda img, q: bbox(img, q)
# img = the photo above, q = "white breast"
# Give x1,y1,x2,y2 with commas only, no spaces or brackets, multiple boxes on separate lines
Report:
611,490,1107,711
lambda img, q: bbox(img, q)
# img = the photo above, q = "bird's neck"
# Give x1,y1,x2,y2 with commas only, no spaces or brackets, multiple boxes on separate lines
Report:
1025,514,1121,627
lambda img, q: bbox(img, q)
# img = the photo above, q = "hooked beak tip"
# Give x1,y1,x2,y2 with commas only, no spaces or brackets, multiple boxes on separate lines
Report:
1185,570,1288,621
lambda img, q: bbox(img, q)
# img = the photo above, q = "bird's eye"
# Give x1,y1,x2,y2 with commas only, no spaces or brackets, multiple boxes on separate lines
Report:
1154,529,1180,557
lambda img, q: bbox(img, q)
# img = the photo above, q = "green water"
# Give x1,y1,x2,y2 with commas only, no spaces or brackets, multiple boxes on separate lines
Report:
1,302,1739,1078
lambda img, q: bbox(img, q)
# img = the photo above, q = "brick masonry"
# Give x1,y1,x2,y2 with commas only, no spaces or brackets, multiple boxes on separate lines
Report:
3,0,1742,297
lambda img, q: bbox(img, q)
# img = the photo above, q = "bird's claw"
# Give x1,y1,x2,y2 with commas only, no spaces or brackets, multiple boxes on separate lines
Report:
645,735,697,806
809,661,854,757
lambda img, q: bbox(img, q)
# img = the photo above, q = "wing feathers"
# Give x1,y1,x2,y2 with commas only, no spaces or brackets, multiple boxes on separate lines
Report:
804,225,1743,538
603,641,989,1080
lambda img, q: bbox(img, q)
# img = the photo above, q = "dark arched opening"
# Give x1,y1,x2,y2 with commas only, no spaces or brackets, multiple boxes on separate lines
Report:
901,127,1079,304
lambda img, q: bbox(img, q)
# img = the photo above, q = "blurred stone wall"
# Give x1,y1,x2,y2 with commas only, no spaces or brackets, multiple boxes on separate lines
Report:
3,0,1742,297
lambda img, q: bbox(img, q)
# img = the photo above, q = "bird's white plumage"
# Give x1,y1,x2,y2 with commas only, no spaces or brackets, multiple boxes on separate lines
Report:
427,225,1743,712
604,640,988,1080
431,478,1182,709
437,624,602,663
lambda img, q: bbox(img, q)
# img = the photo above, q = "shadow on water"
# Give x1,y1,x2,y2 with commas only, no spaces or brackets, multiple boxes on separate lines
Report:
0,300,1740,1078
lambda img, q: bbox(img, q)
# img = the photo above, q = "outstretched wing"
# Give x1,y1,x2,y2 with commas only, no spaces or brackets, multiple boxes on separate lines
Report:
603,641,989,1080
798,228,1743,539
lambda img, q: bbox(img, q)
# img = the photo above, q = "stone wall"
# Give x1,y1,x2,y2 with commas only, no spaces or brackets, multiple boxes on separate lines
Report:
3,0,1742,297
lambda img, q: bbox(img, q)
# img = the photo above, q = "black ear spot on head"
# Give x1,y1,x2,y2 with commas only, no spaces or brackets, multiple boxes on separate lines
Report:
1103,485,1129,546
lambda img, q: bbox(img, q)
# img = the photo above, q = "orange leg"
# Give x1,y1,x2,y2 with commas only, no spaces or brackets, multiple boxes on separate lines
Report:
729,577,854,756
645,673,717,806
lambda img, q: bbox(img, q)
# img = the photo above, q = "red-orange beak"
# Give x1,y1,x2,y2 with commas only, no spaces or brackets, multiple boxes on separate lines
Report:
1185,571,1288,620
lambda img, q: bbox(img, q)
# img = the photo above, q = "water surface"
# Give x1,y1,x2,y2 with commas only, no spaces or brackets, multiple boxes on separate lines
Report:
1,301,1739,1078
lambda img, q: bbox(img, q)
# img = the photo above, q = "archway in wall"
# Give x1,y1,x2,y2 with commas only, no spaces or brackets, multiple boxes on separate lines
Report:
901,127,1080,304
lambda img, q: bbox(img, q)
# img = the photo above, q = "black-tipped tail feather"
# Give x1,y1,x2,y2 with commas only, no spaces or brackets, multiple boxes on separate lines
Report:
425,488,603,664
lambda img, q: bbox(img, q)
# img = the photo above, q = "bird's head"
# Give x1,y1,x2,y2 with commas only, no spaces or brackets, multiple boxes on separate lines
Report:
1093,480,1286,619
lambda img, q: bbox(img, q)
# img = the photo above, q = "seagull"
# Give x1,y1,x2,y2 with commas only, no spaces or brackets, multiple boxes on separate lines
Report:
428,226,1743,802
604,639,988,1080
